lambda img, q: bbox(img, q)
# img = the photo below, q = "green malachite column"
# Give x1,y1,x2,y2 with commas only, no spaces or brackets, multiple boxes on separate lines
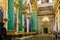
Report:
31,13,35,32
8,0,14,31
35,16,38,33
18,0,23,32
31,11,38,33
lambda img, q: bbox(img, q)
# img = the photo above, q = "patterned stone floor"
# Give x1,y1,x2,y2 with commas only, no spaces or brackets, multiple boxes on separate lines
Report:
9,34,60,40
12,34,60,40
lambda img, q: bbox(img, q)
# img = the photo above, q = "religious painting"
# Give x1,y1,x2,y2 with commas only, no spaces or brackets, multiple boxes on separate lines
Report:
0,7,3,22
41,0,49,4
39,6,53,11
29,19,32,32
24,14,27,32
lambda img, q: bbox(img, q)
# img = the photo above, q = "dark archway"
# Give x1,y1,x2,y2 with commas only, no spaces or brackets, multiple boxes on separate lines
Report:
44,28,48,34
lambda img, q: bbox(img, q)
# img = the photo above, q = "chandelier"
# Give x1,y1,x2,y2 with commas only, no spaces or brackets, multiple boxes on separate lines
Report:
42,16,49,24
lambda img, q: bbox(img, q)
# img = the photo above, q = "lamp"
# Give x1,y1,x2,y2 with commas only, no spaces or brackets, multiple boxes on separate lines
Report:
42,16,49,24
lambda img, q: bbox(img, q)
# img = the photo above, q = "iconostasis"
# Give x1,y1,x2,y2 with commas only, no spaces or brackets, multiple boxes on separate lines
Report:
1,0,38,35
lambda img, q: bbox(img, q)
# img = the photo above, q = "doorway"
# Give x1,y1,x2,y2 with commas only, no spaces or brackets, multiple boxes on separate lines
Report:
44,28,48,34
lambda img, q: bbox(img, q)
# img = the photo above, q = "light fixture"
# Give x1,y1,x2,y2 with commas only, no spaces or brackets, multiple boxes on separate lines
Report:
37,0,41,5
49,0,54,3
42,16,49,24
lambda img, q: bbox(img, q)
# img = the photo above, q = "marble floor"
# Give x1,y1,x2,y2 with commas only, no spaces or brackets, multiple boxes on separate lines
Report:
10,34,60,40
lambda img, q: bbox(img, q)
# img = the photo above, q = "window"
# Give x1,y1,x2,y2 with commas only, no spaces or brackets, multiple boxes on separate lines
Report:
49,0,54,3
37,0,41,4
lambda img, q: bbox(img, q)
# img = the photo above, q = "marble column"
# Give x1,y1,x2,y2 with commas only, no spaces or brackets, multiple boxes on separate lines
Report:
35,16,38,33
22,14,25,32
31,12,38,33
31,13,35,32
27,16,30,32
14,7,18,32
8,0,14,31
58,9,60,32
17,9,19,32
18,0,23,32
